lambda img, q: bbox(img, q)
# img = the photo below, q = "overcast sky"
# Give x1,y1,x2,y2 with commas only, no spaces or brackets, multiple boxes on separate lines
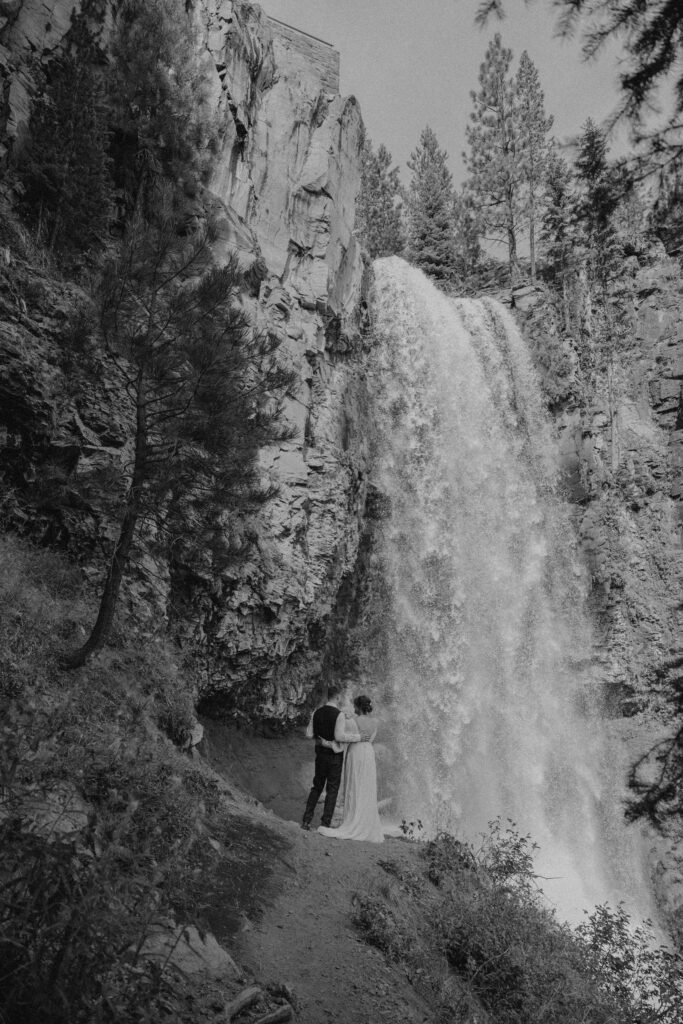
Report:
256,0,627,184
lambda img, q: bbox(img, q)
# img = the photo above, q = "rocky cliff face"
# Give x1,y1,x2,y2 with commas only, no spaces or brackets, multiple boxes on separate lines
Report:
0,0,368,720
516,256,683,934
517,256,683,707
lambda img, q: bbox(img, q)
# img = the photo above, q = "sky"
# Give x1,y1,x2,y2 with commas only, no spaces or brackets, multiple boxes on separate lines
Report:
256,0,628,185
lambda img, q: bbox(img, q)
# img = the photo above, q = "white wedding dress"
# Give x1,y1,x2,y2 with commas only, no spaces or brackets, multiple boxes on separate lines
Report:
318,715,384,843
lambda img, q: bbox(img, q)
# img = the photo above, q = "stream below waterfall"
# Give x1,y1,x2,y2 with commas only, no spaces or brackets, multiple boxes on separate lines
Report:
368,256,655,924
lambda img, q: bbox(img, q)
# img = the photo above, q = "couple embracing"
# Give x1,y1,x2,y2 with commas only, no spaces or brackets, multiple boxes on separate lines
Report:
301,682,384,844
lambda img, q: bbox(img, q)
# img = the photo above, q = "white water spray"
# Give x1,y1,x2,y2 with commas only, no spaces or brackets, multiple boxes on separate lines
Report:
370,258,653,922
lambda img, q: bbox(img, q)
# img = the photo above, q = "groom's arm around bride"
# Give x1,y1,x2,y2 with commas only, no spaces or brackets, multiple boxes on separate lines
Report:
300,682,360,831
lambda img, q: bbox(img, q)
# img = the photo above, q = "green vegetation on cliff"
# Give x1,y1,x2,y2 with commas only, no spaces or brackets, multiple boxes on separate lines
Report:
356,824,683,1023
0,534,289,1023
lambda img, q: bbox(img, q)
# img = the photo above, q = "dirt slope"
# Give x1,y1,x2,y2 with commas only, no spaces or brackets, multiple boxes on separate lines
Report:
233,817,434,1024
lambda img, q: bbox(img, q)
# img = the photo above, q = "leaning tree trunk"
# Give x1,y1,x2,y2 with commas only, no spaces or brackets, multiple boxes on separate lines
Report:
62,370,148,670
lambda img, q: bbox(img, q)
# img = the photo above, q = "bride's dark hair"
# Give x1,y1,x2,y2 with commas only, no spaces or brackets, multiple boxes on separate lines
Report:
354,694,373,715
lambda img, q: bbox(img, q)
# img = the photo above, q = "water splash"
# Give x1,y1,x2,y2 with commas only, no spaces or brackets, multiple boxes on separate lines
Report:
369,257,653,922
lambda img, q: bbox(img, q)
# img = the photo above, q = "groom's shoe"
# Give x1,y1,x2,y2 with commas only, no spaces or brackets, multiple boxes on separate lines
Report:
301,822,311,831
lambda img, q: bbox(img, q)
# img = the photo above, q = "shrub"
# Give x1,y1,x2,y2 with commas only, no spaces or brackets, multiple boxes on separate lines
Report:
354,884,419,962
354,820,683,1024
0,536,240,1022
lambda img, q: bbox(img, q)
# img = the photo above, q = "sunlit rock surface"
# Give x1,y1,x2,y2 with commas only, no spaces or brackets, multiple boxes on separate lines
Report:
191,2,367,717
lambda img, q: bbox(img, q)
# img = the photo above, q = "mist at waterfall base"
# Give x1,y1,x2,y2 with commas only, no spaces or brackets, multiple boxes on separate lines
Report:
369,257,654,925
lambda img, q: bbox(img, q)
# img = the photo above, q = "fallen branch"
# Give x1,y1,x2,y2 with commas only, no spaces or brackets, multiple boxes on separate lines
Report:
253,1006,293,1024
225,986,263,1020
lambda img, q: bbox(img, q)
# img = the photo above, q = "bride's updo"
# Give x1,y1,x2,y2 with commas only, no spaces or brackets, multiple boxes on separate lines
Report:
354,694,373,715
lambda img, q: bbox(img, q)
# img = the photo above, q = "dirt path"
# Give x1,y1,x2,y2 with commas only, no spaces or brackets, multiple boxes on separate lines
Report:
234,818,434,1024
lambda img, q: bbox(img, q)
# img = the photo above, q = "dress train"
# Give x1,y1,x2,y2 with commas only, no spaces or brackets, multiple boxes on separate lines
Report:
318,719,384,843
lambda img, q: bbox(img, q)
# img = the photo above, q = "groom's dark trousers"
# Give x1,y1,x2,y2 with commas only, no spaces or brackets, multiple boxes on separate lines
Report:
303,747,344,828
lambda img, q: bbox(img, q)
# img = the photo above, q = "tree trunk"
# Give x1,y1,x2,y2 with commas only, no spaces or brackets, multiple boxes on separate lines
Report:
507,222,520,288
62,369,148,670
506,185,520,288
529,194,536,284
562,267,571,334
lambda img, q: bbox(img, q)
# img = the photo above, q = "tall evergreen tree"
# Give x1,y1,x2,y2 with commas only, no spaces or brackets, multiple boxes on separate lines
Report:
63,192,296,669
357,137,405,258
574,119,630,466
515,51,553,283
406,126,457,282
478,2,683,127
464,34,522,286
452,190,482,281
18,13,113,251
110,0,218,211
540,146,575,327
574,118,622,259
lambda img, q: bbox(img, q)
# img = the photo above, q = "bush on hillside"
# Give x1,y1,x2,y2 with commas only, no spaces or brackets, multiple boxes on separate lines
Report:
354,820,683,1024
0,535,244,1023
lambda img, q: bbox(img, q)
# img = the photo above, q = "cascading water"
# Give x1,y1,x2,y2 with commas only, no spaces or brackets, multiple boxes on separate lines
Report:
370,256,654,922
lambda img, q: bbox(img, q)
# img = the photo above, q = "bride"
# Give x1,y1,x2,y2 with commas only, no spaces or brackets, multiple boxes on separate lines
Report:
318,695,384,843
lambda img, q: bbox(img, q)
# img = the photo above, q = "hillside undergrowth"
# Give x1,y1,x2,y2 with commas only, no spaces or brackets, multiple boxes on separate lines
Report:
354,824,683,1024
0,533,287,1023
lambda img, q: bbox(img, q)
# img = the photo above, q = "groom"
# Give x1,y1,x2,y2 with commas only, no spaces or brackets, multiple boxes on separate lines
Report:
301,682,357,831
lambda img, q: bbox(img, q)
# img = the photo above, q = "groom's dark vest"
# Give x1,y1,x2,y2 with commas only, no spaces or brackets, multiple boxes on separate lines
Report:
312,705,341,745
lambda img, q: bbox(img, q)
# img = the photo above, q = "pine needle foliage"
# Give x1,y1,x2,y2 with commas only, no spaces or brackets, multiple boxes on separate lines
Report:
17,10,114,252
357,137,405,259
540,147,575,290
407,126,458,283
626,653,683,829
464,33,522,286
515,50,553,282
63,190,296,669
109,0,220,212
477,1,683,126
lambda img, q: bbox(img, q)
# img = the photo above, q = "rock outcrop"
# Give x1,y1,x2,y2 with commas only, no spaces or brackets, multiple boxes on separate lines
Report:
515,256,683,935
0,1,368,720
517,255,683,706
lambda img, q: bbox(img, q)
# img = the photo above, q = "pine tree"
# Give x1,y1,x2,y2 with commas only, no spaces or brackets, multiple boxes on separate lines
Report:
574,119,630,468
574,118,622,258
452,190,482,281
540,146,575,328
357,137,405,258
515,51,553,283
62,190,296,669
478,1,683,132
110,0,219,211
18,16,113,251
406,126,457,282
464,34,522,286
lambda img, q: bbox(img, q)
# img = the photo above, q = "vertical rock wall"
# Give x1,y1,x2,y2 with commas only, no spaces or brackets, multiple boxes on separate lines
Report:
516,256,683,934
189,2,368,720
517,256,683,705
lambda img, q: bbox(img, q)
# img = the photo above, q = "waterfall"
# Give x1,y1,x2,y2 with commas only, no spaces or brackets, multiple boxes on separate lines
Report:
369,257,653,922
